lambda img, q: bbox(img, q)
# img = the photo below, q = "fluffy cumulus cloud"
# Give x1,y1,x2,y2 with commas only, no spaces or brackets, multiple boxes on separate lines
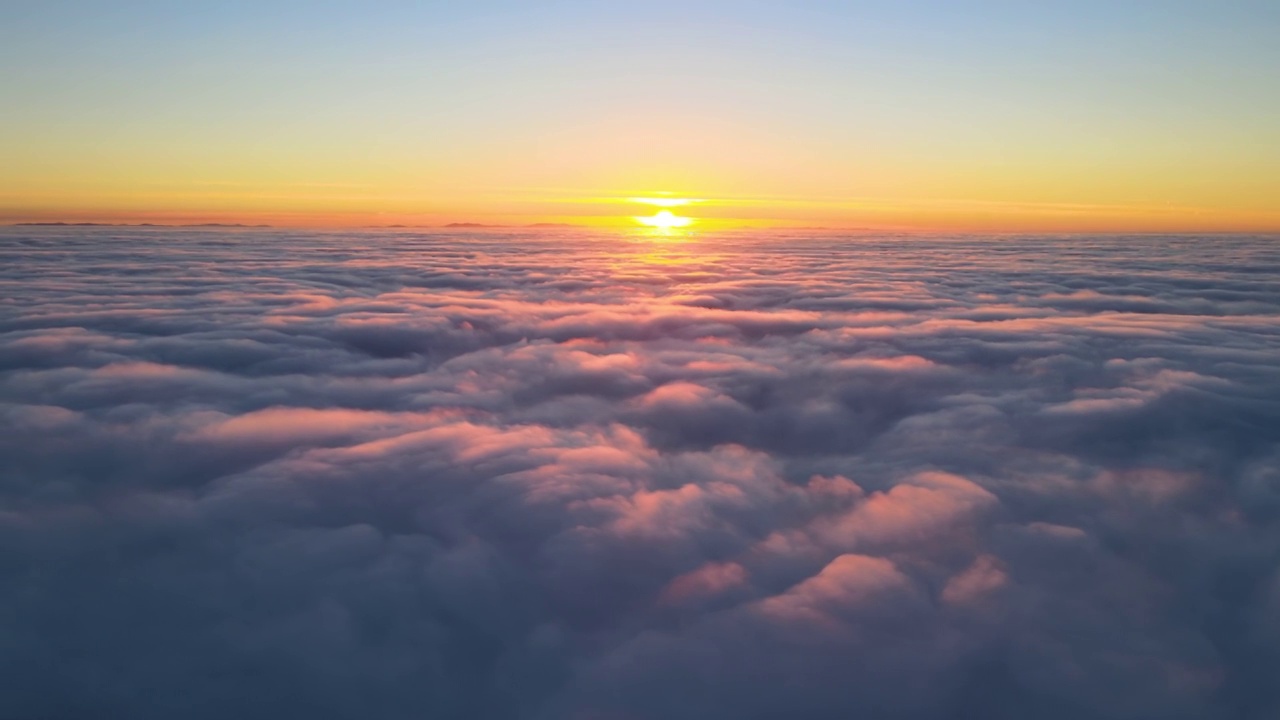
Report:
2,227,1280,719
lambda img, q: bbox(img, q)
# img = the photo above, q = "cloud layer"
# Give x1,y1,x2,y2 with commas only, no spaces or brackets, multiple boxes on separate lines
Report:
3,228,1280,719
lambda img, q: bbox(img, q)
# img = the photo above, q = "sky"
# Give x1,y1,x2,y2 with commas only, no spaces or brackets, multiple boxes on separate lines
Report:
2,1,1279,229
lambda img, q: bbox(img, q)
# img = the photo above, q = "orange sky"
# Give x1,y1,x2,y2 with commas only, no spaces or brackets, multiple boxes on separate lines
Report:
2,3,1278,232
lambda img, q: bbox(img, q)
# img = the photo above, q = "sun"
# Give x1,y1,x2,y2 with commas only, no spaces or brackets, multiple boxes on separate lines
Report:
627,195,698,230
635,210,693,229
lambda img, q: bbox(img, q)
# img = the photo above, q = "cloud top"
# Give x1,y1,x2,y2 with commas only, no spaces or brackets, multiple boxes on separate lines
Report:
2,227,1279,719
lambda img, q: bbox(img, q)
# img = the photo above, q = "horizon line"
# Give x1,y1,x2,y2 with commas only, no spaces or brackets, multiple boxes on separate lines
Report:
6,220,1280,236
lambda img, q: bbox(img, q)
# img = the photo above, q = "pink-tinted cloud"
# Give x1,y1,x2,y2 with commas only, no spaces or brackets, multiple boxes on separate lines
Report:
818,471,997,549
941,554,1009,605
755,554,911,627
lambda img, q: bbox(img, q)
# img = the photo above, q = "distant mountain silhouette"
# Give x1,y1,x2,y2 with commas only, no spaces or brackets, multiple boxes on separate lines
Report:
13,222,271,228
442,222,581,229
11,221,581,230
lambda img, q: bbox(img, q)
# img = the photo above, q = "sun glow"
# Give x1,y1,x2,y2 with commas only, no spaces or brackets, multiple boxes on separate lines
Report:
629,197,700,208
635,210,693,229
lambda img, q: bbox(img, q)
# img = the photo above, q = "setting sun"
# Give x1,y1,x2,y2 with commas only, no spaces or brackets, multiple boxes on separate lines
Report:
635,209,692,229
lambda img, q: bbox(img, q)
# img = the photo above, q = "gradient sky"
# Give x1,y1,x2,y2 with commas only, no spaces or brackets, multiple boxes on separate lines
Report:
2,1,1278,230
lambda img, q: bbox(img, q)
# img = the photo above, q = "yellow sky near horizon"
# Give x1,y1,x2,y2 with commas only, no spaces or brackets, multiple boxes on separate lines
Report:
6,182,1277,233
